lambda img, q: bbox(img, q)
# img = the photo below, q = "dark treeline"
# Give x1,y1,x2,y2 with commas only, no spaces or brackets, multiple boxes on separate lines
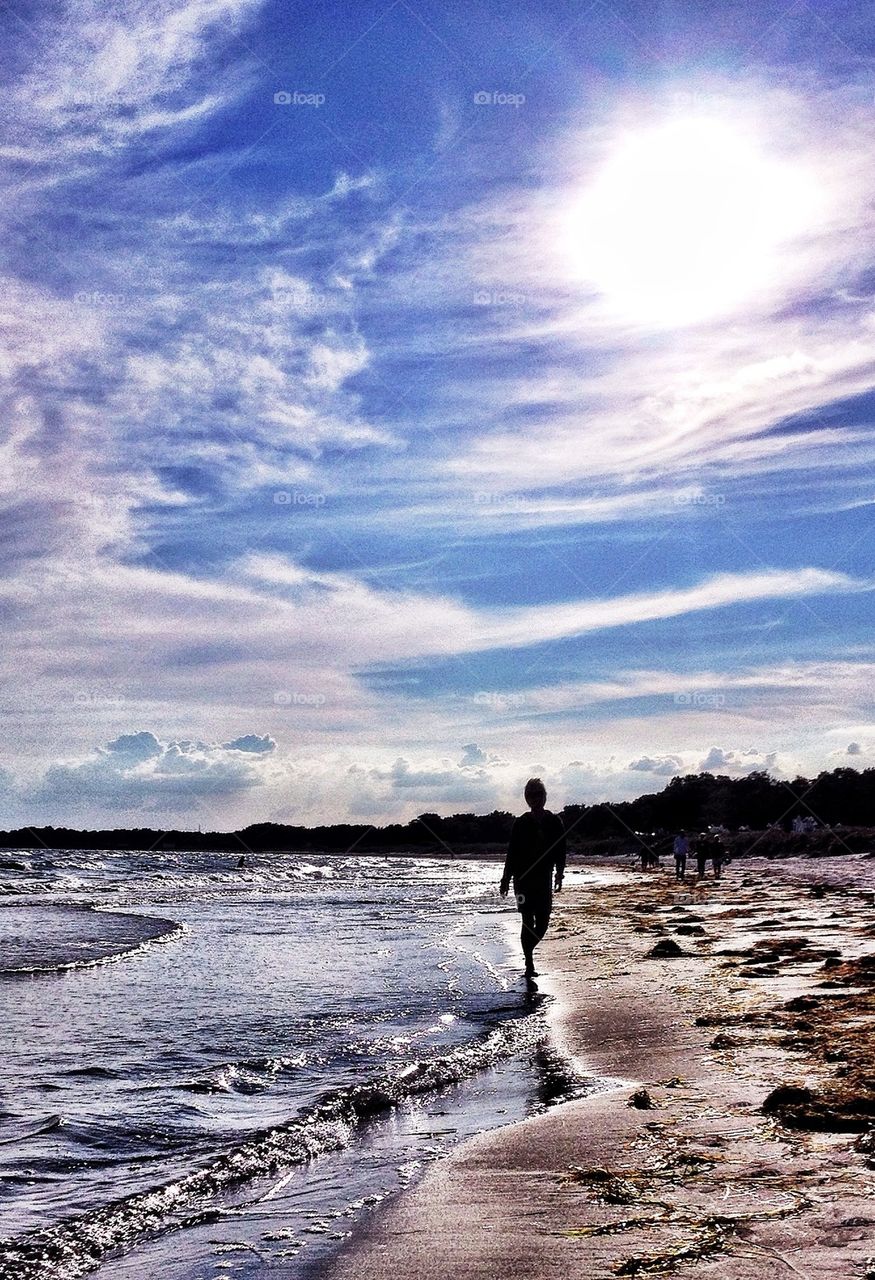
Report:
2,767,874,854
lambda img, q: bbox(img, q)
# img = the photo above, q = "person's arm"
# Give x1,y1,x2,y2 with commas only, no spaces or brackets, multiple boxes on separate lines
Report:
552,815,567,891
500,821,518,896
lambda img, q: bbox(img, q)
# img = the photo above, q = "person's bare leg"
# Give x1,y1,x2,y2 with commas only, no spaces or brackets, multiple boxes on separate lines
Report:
524,906,550,975
520,909,538,975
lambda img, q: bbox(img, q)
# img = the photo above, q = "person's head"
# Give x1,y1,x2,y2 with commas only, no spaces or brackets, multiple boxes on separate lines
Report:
524,777,547,812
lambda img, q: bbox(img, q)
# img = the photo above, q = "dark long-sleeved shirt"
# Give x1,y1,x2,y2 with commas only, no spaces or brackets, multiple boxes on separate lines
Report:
501,810,566,903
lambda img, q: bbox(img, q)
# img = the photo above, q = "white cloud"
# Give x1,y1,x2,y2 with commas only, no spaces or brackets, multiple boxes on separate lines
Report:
224,734,276,754
629,755,684,776
351,756,504,810
6,0,263,169
30,730,276,819
464,568,863,654
105,731,164,762
447,659,875,722
698,746,779,775
12,555,853,691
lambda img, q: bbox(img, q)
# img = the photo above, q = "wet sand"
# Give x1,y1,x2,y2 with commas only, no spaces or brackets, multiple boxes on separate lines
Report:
324,854,875,1279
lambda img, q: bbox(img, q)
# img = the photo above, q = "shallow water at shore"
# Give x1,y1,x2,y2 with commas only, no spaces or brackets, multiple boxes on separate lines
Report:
0,851,594,1279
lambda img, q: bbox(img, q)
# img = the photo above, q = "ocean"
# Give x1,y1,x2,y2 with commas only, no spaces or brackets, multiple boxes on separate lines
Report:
0,849,592,1279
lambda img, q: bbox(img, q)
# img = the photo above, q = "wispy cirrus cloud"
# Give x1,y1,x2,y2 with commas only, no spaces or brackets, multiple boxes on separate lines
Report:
0,553,865,758
3,0,263,173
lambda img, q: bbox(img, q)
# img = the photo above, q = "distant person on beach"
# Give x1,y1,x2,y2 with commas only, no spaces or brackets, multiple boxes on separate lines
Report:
673,832,689,881
695,835,708,879
711,838,724,879
500,778,566,979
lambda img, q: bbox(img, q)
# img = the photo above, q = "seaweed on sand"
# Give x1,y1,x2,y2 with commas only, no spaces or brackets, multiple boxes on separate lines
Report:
562,1147,718,1204
566,1191,811,1275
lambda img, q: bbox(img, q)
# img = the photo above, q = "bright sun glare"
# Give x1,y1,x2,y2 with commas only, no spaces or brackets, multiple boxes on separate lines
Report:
567,116,822,326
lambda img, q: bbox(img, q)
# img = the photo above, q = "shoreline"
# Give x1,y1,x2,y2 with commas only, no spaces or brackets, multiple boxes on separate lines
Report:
322,854,875,1280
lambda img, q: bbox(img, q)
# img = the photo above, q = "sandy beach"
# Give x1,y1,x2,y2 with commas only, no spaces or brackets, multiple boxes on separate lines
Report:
324,854,875,1280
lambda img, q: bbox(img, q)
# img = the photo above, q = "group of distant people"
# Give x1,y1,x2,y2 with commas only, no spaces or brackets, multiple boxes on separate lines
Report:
671,830,726,880
636,830,728,880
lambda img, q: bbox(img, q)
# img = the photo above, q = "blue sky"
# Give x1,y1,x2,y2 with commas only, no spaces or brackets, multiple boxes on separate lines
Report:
3,0,874,829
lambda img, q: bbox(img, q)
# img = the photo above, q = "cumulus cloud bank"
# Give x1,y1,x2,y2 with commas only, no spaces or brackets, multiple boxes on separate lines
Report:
30,731,277,820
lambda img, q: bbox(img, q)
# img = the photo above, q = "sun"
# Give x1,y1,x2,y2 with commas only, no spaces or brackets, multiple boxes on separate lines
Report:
565,116,821,326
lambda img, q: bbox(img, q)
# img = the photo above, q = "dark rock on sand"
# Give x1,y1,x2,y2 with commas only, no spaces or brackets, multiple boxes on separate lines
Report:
784,995,822,1012
762,1084,815,1113
627,1088,657,1110
762,1083,875,1132
647,939,685,958
818,955,875,987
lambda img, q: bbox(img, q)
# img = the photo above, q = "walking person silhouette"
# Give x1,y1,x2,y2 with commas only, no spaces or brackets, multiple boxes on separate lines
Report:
500,778,566,980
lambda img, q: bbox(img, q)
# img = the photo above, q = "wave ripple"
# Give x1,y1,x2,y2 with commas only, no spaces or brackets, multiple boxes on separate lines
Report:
0,1010,547,1279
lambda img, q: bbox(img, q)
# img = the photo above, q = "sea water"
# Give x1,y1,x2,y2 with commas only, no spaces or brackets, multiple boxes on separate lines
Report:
0,850,590,1279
